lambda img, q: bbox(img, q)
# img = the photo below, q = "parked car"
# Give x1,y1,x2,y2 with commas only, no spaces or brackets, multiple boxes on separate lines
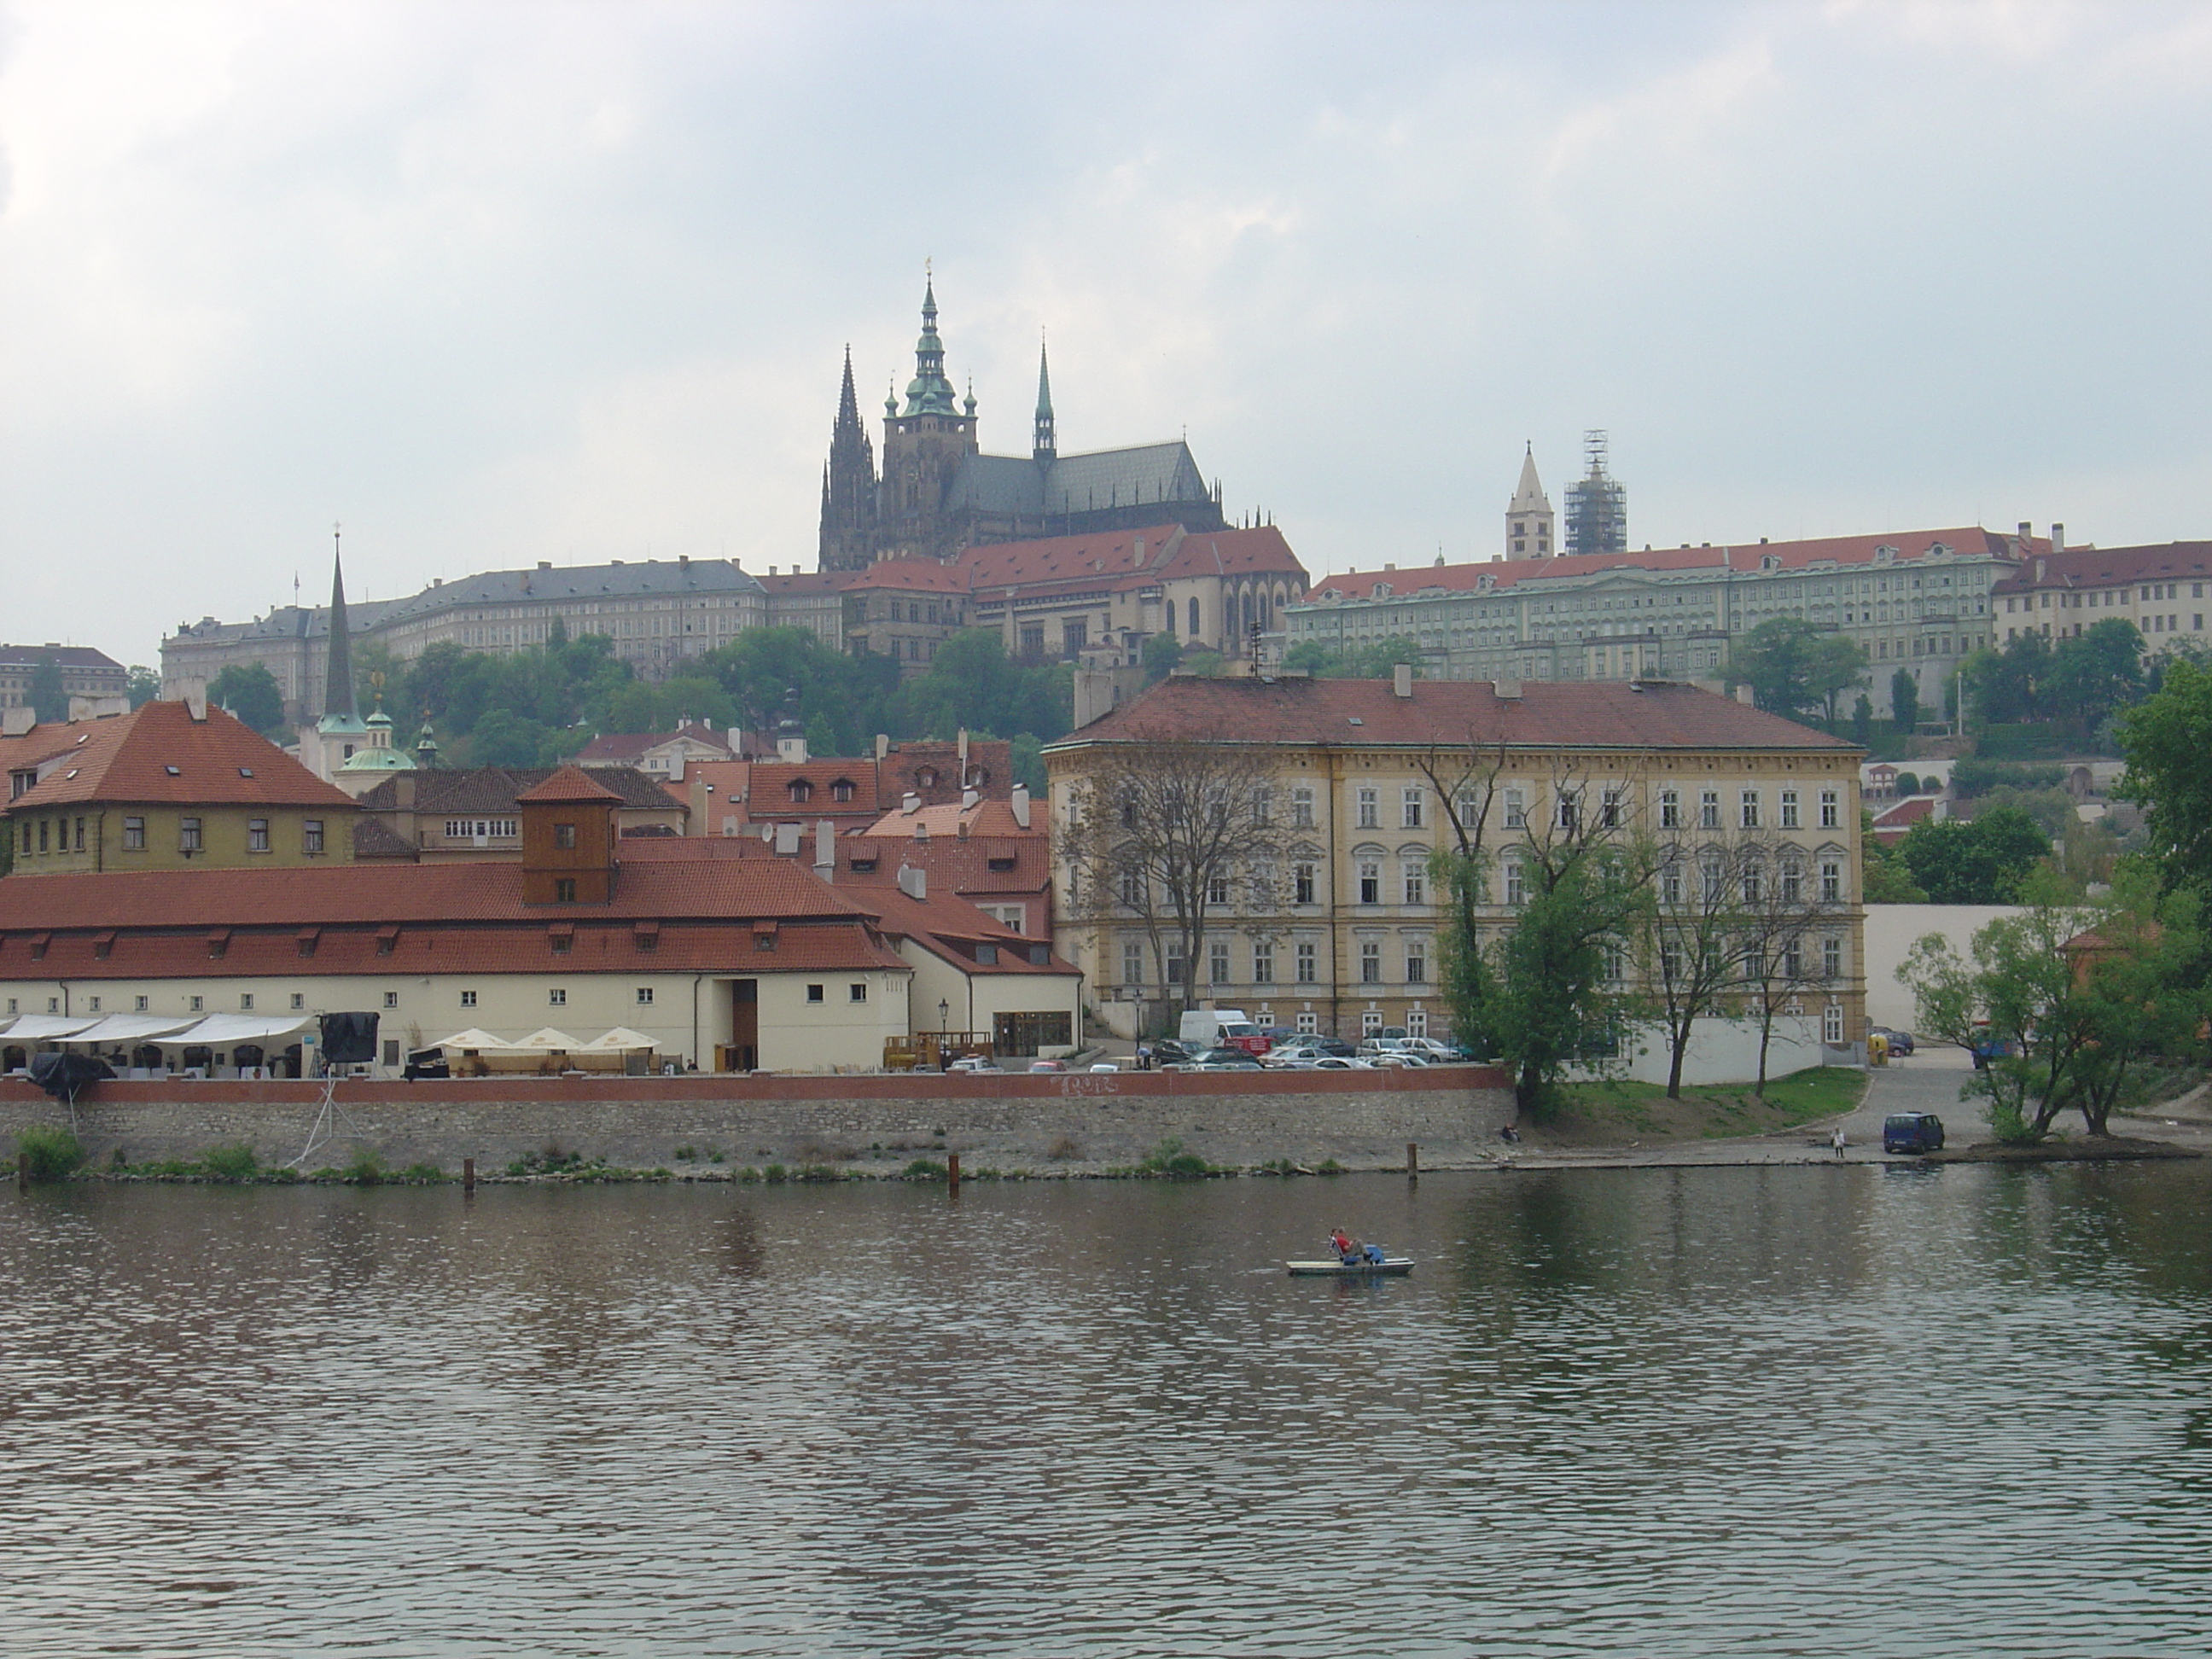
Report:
946,1056,1002,1074
1868,1026,1917,1057
1027,1058,1068,1074
1089,1062,1120,1073
1309,1038,1359,1059
1365,1051,1432,1068
1310,1056,1377,1070
1190,1047,1264,1070
1400,1038,1465,1062
1883,1112,1946,1154
1147,1039,1199,1067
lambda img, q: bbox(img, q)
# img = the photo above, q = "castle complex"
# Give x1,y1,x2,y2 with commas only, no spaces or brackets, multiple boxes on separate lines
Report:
817,279,1227,568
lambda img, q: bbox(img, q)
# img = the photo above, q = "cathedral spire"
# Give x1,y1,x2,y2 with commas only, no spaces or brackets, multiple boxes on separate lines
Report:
902,271,959,416
323,526,359,723
1505,442,1556,559
1033,336,1056,463
818,345,879,572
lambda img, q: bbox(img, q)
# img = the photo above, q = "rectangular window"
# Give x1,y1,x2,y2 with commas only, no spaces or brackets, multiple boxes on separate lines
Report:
88,996,102,1013
247,818,270,853
1357,788,1379,830
135,996,148,1012
1253,789,1272,826
1401,787,1424,829
1206,873,1230,906
1740,790,1761,830
1824,1003,1844,1045
1402,866,1425,905
189,995,204,1012
1820,861,1842,904
1822,937,1842,979
1783,942,1802,981
1601,789,1623,829
290,992,305,1010
1454,791,1480,829
304,819,324,853
1819,789,1840,829
1296,942,1318,983
548,988,567,1006
554,878,577,903
1505,862,1525,905
383,1039,401,1068
1661,862,1682,905
1699,791,1720,830
1166,945,1185,985
1294,862,1317,905
122,816,146,850
1703,860,1725,903
1660,789,1680,830
1779,789,1800,829
1295,1011,1318,1034
1557,791,1579,831
638,987,657,1004
1782,861,1802,903
1121,869,1144,908
383,991,399,1009
1122,942,1145,986
1359,942,1382,983
1209,940,1232,985
1292,786,1315,828
554,823,577,850
240,993,254,1011
1406,946,1428,984
1252,943,1275,984
179,818,202,853
1362,1010,1385,1037
75,817,84,851
1503,789,1526,830
1359,861,1381,905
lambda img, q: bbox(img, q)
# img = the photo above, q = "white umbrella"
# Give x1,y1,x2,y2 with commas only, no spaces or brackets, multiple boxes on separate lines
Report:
434,1027,521,1051
579,1027,658,1051
159,1013,315,1046
512,1027,585,1051
61,1014,199,1045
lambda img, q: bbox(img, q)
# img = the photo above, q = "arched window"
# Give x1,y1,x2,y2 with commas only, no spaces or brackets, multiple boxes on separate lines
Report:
1188,597,1201,637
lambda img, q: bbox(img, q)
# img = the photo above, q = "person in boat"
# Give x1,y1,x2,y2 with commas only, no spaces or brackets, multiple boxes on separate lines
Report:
1330,1227,1356,1263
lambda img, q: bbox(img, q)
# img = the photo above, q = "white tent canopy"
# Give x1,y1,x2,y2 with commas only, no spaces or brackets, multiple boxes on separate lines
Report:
579,1027,659,1051
1,1015,97,1041
434,1028,519,1051
61,1014,199,1045
160,1013,315,1046
512,1027,585,1051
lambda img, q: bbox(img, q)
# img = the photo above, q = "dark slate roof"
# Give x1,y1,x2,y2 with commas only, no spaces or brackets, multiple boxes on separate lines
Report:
0,645,125,670
352,817,417,859
945,442,1212,518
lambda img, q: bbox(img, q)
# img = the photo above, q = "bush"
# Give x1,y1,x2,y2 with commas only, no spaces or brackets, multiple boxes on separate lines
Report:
198,1143,259,1181
1139,1137,1210,1179
16,1126,85,1182
342,1152,385,1185
1895,771,1921,795
901,1158,949,1179
762,1163,789,1184
1951,758,2067,799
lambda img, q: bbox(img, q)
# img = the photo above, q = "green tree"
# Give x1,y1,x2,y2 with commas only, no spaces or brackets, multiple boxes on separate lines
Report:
208,662,287,736
1851,693,1873,746
1898,805,2051,904
1732,618,1866,723
2114,653,2212,894
1860,809,1929,903
1141,632,1183,685
2046,620,2144,748
1277,637,1423,679
1889,669,1920,735
469,708,554,766
125,666,161,708
1965,632,2051,725
27,653,67,723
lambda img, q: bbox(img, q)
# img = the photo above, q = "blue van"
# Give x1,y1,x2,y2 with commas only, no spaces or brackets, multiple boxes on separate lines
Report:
1883,1113,1946,1154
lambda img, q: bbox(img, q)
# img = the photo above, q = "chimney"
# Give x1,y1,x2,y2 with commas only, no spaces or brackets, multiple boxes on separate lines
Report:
1010,783,1031,829
961,787,980,811
958,817,970,840
2018,521,2032,541
774,821,801,856
958,727,970,771
902,791,921,814
2052,523,2066,554
898,863,927,900
394,773,416,811
814,818,835,881
689,769,709,834
1735,684,1755,705
1493,677,1522,701
1392,662,1413,699
183,680,208,721
875,732,890,760
1,707,33,737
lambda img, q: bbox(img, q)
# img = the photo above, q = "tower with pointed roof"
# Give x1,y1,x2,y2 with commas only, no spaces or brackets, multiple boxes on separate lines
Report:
1506,444,1554,559
310,534,370,783
1033,340,1056,463
1565,429,1627,557
818,346,880,572
876,274,982,562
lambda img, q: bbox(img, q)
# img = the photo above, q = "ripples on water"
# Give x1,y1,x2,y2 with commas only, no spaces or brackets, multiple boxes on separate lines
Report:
3,1163,2210,1657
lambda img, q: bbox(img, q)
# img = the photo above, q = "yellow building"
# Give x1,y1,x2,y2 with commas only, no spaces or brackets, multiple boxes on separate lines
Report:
1045,670,1866,1058
3,698,357,876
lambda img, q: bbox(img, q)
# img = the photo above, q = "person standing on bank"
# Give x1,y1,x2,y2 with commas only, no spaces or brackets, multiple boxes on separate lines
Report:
1831,1126,1848,1159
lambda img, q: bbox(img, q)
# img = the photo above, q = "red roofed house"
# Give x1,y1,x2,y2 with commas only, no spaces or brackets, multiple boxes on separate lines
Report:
0,780,1082,1075
3,699,358,877
1991,538,2212,654
1047,671,1866,1079
574,720,734,779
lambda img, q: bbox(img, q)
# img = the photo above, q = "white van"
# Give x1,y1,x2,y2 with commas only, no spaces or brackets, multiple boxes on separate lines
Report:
1178,1008,1266,1055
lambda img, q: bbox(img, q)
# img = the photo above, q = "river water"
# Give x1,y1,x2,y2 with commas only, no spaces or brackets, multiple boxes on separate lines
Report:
4,1164,2210,1658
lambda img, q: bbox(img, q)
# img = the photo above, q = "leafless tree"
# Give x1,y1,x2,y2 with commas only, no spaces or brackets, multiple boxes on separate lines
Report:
1733,836,1837,1096
1059,730,1296,1032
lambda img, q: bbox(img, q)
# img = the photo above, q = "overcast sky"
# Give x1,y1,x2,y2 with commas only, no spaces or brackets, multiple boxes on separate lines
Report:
5,1,2212,669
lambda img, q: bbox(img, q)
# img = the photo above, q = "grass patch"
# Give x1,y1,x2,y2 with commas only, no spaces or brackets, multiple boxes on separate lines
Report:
1548,1068,1868,1147
1138,1137,1213,1179
15,1126,85,1183
900,1158,949,1180
198,1143,260,1181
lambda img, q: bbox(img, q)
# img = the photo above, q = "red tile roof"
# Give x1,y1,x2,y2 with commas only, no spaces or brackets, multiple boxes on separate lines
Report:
1056,674,1860,754
1306,527,2036,606
3,701,356,812
515,765,624,805
573,726,732,764
956,523,1307,597
1989,540,2212,594
841,557,970,594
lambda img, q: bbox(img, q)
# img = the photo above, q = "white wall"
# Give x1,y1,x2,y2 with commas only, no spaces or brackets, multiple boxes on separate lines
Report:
1597,1014,1840,1088
1860,904,2026,1033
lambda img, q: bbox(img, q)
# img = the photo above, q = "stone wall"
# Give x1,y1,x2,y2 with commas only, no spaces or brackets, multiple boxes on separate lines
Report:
1,1066,1516,1174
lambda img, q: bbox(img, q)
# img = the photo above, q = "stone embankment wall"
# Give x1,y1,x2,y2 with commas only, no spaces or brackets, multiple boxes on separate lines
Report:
1,1067,1516,1173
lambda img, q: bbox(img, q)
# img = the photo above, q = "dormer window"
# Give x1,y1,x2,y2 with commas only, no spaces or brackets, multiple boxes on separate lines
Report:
789,780,812,802
1372,583,1392,597
832,779,854,802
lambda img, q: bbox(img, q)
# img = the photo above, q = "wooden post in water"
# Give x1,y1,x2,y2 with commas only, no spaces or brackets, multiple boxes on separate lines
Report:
946,1151,961,1195
463,1157,475,1194
1406,1142,1419,1182
15,1150,26,1191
